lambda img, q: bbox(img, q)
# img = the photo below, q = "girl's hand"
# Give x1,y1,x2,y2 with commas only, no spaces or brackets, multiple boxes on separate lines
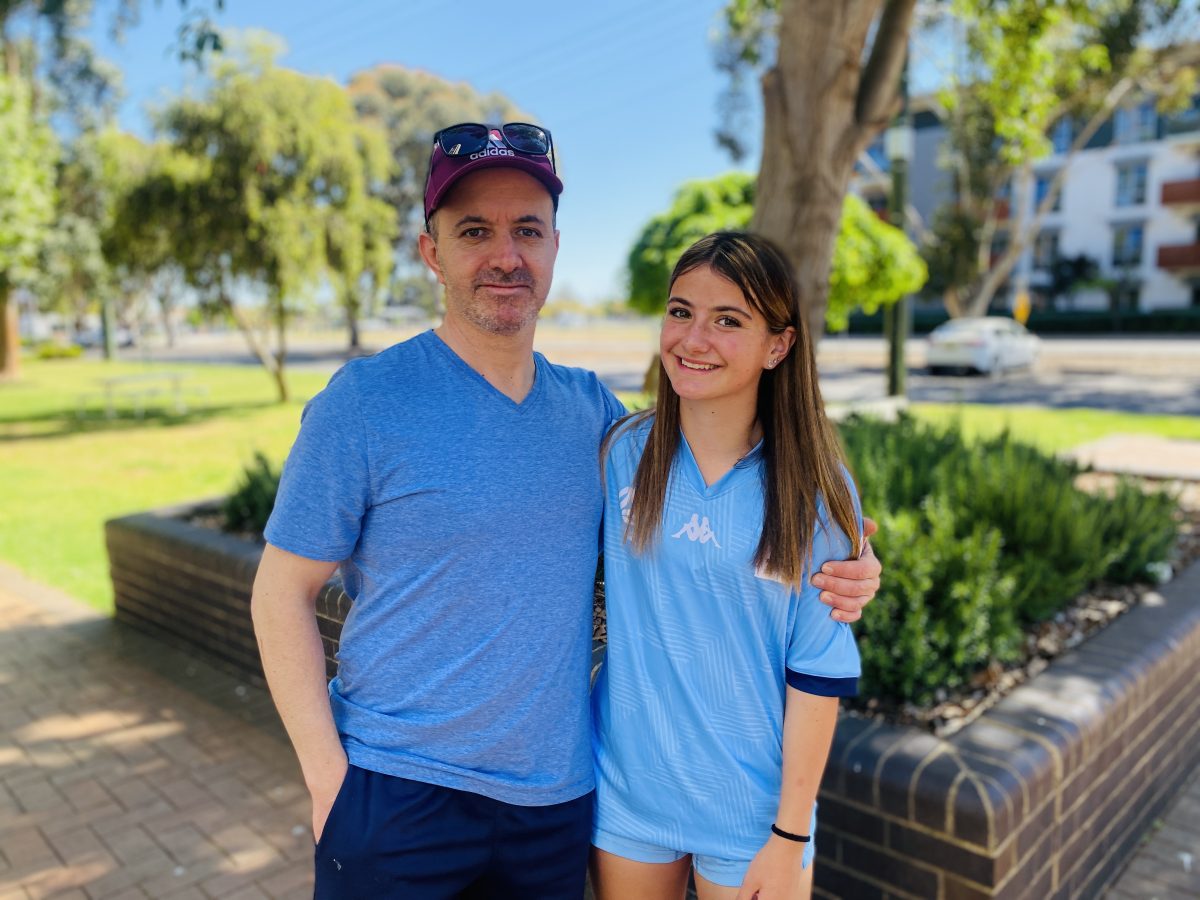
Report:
735,833,808,900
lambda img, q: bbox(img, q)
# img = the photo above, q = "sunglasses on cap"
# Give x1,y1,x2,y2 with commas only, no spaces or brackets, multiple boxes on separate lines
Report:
432,122,556,172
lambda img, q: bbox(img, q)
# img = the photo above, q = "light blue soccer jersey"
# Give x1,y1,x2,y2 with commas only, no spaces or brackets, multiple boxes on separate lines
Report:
591,415,861,864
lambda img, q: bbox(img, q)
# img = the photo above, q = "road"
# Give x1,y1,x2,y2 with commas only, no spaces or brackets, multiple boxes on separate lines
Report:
118,325,1200,416
816,335,1200,416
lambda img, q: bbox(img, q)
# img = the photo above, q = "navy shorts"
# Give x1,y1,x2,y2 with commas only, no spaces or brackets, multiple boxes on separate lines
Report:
314,764,593,899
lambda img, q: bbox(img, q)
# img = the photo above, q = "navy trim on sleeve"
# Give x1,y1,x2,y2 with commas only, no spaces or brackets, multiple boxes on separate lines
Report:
786,669,859,697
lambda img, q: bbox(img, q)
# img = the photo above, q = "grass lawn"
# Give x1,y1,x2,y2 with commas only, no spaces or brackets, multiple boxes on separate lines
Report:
908,403,1200,452
2,357,1198,613
1,357,331,611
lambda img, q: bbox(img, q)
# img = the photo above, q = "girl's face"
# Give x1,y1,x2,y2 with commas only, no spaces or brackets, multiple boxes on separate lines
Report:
660,265,794,409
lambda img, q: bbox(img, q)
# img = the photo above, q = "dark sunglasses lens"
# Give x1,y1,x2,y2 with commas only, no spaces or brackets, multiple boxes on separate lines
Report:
438,124,489,156
502,124,550,155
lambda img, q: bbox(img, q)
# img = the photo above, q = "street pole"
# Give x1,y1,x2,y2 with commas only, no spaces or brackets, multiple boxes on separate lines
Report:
100,295,116,361
885,51,913,397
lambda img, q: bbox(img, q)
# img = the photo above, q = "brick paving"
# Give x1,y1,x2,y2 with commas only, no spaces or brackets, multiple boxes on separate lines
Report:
1107,765,1200,899
1094,436,1200,900
0,564,313,900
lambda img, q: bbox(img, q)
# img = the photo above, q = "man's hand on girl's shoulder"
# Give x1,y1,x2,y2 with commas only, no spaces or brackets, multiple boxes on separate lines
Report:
813,516,880,623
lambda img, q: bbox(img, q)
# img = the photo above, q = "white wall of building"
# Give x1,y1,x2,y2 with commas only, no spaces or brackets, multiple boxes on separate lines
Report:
856,97,1200,314
1016,131,1199,311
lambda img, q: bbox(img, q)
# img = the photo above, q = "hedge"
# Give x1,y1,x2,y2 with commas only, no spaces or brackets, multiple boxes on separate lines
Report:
841,414,1179,704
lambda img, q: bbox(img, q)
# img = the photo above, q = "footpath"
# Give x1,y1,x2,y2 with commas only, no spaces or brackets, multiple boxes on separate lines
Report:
0,566,314,899
1,436,1198,899
1090,436,1200,899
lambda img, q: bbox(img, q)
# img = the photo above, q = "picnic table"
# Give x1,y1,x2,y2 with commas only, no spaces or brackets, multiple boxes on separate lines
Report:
77,371,207,419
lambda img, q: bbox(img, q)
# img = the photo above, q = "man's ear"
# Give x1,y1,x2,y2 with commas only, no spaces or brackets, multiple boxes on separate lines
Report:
417,231,445,285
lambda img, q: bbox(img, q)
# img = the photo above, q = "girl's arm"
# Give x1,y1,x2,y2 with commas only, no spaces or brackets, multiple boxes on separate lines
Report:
735,687,840,900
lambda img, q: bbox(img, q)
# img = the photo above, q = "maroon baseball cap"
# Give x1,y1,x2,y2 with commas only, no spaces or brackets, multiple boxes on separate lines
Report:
423,124,563,224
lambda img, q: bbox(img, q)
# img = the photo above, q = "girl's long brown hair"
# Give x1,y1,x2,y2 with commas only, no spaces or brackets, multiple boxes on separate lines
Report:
618,231,861,587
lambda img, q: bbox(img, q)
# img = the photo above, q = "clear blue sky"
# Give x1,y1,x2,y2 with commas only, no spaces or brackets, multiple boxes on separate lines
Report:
93,0,760,304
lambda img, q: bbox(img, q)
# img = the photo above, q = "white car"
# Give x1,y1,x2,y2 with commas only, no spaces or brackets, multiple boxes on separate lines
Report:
925,317,1040,375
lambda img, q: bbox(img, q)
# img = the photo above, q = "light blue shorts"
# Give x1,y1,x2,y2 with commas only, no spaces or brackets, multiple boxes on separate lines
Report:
593,811,817,889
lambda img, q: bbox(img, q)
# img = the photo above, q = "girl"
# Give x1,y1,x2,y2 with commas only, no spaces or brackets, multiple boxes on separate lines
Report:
591,232,863,900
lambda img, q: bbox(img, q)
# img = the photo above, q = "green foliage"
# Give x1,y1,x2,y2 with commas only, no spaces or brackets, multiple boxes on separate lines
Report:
222,451,281,536
928,0,1198,315
839,413,1180,705
920,206,982,302
0,71,57,290
152,36,397,304
115,34,398,398
626,173,754,314
626,174,925,326
35,211,110,322
858,501,1019,706
935,433,1116,622
827,195,927,331
1096,479,1181,583
0,70,57,376
34,342,83,360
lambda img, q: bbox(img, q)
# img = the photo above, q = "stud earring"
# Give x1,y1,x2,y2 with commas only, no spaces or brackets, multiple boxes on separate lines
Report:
766,358,777,369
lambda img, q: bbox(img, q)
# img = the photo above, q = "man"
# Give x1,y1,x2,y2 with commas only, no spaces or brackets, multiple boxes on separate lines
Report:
251,122,881,899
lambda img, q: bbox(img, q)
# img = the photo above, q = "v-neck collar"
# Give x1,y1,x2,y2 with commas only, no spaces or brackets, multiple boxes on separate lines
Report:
676,430,763,498
424,330,544,412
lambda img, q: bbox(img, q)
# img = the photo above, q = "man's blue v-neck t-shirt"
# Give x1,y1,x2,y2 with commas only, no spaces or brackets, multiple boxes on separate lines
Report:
265,329,625,805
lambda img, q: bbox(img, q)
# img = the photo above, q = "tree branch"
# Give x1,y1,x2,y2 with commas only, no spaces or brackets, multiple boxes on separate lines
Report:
980,75,1138,298
855,0,918,128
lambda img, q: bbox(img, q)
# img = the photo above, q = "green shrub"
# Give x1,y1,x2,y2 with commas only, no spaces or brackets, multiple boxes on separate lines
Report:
222,452,280,536
858,501,1019,705
936,433,1112,622
839,414,964,512
1096,478,1181,583
840,414,1179,705
35,342,83,360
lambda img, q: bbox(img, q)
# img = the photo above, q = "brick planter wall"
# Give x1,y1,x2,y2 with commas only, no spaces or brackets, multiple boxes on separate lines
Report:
106,502,1200,898
106,501,350,683
814,559,1200,899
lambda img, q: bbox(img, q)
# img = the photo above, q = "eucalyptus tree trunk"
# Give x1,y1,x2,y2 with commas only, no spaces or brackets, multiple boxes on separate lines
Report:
750,0,915,338
0,282,18,380
220,290,290,403
961,75,1141,318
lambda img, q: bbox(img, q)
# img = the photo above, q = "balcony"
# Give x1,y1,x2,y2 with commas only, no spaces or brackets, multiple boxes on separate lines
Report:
1161,178,1200,216
1157,241,1200,276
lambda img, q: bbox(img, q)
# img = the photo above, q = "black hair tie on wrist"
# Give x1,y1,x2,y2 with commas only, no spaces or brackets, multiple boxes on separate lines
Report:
771,824,811,843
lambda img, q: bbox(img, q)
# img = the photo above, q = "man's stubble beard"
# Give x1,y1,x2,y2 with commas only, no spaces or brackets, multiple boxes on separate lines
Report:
445,268,547,337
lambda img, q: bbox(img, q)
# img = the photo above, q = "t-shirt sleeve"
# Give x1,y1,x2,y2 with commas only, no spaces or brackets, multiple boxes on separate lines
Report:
263,365,371,562
600,382,628,430
785,469,863,697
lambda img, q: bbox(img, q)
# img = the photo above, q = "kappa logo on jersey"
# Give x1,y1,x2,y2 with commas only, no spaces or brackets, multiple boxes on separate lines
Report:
618,486,634,525
672,513,721,547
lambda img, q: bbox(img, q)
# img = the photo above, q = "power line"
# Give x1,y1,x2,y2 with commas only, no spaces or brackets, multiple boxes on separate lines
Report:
477,0,706,105
456,0,697,91
277,0,393,46
285,0,448,64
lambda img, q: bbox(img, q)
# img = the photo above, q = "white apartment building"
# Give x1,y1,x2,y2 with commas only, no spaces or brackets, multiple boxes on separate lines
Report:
857,96,1200,313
